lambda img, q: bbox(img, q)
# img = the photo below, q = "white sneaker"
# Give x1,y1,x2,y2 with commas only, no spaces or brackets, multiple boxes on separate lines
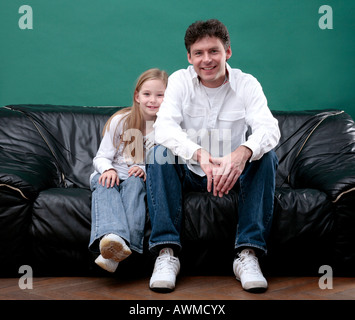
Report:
233,249,268,293
95,254,119,273
99,233,132,262
149,248,180,293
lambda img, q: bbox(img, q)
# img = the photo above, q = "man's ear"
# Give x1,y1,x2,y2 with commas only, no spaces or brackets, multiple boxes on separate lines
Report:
226,46,232,61
187,52,192,64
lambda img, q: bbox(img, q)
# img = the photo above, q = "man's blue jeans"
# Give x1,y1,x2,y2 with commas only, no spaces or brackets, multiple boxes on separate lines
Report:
146,146,278,256
89,173,146,254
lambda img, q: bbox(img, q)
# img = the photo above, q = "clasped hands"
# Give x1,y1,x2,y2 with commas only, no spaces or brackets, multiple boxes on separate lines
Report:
195,146,252,197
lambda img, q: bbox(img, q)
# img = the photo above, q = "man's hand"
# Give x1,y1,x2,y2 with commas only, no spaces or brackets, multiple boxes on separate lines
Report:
210,146,252,197
193,148,214,193
99,168,119,188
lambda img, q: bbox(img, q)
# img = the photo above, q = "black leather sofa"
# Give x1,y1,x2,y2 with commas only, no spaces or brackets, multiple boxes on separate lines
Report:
1,104,354,277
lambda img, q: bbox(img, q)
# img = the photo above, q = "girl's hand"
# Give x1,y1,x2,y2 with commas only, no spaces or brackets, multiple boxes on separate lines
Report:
99,169,119,188
128,166,146,181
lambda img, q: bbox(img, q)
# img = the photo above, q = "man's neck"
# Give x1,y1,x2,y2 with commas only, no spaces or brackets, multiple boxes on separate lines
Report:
199,69,229,88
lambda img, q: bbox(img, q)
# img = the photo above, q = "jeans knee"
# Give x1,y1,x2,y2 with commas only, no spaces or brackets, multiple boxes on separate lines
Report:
124,175,145,189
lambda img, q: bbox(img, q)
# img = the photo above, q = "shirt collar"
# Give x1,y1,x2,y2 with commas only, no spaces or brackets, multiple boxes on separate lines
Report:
225,63,235,89
191,67,200,85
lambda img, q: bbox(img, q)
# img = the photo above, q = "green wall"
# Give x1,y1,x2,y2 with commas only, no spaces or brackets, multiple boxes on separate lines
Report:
1,0,354,119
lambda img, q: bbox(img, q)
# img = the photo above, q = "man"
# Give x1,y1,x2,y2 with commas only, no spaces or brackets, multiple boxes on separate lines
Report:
146,19,280,293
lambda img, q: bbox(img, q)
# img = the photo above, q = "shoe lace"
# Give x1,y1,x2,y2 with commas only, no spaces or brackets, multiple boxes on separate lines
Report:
236,250,261,275
155,255,179,274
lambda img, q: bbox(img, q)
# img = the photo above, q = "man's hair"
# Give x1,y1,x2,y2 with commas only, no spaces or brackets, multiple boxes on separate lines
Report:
184,19,231,54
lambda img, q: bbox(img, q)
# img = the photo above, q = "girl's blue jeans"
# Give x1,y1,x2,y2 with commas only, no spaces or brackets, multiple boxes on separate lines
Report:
146,146,278,256
89,173,146,254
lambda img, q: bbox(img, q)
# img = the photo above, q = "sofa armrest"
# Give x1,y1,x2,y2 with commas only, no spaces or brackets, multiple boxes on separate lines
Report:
288,111,355,201
0,148,59,200
290,156,355,202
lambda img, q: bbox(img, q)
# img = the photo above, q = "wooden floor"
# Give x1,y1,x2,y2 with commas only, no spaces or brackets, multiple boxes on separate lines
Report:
1,275,355,300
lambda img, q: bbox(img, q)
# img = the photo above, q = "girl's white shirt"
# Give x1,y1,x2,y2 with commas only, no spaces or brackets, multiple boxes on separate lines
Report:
90,112,154,182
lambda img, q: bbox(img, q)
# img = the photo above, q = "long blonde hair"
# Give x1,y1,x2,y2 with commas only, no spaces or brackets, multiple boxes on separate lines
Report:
103,68,168,163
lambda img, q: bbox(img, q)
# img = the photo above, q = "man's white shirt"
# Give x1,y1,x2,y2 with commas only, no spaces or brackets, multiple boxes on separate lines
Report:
153,63,281,176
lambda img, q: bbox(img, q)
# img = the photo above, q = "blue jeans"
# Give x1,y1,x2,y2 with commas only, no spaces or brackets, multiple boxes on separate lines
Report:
146,146,278,256
89,173,146,254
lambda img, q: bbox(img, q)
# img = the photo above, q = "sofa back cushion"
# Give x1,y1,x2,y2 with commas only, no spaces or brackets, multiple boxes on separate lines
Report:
0,106,53,157
3,105,123,189
3,105,353,194
272,109,355,200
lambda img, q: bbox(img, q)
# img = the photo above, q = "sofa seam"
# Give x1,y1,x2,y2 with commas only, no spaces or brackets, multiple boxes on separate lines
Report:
332,187,355,203
0,183,29,200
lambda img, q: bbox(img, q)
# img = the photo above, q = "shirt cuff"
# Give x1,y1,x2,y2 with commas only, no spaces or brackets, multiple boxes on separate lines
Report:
100,164,115,174
175,140,201,160
241,141,260,162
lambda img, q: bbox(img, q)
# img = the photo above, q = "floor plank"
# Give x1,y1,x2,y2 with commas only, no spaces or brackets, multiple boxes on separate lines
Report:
1,276,354,300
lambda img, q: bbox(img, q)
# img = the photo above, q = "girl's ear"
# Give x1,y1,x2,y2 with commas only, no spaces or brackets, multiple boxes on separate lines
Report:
134,91,140,103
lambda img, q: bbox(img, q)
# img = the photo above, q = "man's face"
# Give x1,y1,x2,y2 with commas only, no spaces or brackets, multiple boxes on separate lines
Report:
187,36,232,88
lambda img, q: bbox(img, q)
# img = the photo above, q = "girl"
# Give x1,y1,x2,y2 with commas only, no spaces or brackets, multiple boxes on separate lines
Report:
89,68,168,272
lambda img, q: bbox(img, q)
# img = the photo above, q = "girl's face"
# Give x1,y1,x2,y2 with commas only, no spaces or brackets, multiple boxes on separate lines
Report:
135,79,166,121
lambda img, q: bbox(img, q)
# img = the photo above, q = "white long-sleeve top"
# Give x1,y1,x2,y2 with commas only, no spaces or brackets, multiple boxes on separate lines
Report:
154,63,281,176
90,112,154,182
